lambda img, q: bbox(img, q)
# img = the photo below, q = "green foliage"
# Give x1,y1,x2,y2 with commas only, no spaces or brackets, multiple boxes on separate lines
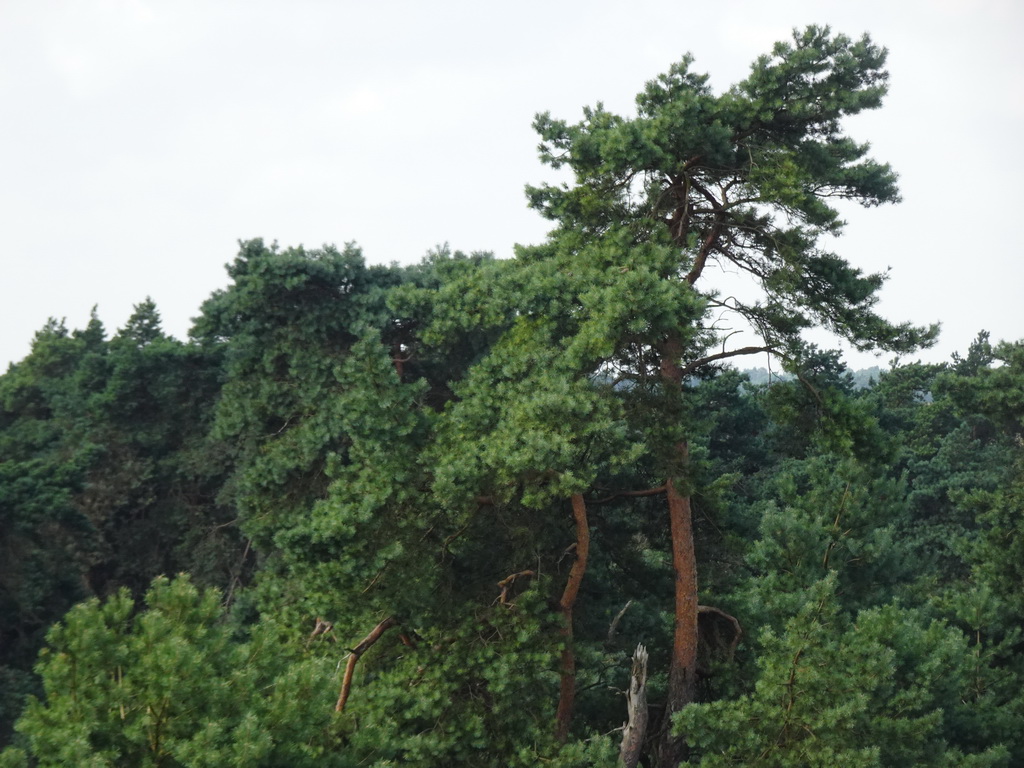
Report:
758,347,889,463
0,302,240,743
743,455,908,618
191,240,409,553
261,332,441,626
678,578,1010,767
4,576,342,768
863,334,1020,601
335,587,581,767
2,27,1021,768
528,26,936,359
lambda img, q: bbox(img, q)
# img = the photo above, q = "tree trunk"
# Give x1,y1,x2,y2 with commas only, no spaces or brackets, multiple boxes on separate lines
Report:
655,470,698,767
655,335,699,767
554,493,590,742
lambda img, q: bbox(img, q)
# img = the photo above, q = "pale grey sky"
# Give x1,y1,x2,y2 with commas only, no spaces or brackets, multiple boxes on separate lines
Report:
2,0,1022,371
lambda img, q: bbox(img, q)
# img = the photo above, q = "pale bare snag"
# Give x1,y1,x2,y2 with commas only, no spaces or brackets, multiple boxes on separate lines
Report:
619,643,649,768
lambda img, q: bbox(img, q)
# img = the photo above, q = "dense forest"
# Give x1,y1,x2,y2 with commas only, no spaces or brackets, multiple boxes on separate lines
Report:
1,26,1021,767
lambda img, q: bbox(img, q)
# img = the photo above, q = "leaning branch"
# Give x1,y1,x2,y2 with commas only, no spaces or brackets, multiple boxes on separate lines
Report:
683,178,731,284
677,346,772,379
606,600,634,646
685,216,725,285
335,616,399,712
588,485,667,505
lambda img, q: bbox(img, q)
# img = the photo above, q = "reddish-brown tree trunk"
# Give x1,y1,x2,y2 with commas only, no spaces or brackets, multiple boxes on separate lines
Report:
554,493,590,742
666,472,699,705
656,470,699,766
655,335,699,767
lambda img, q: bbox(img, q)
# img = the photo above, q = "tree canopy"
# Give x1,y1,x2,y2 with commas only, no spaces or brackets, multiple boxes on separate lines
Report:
1,26,1019,768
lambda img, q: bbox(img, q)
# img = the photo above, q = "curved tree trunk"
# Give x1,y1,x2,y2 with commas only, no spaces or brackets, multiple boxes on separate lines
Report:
554,493,590,742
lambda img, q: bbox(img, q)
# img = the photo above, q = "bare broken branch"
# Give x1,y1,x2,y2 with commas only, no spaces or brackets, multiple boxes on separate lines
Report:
606,600,634,646
495,570,536,605
335,616,399,712
307,617,335,646
677,346,773,379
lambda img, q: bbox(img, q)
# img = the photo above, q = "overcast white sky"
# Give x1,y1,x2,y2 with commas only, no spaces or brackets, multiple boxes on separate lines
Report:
2,0,1022,371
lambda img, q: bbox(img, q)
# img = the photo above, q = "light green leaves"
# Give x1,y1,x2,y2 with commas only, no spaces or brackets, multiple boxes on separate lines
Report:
10,576,341,768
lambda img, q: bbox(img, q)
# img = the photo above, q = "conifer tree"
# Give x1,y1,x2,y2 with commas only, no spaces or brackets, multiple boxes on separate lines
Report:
475,25,936,764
